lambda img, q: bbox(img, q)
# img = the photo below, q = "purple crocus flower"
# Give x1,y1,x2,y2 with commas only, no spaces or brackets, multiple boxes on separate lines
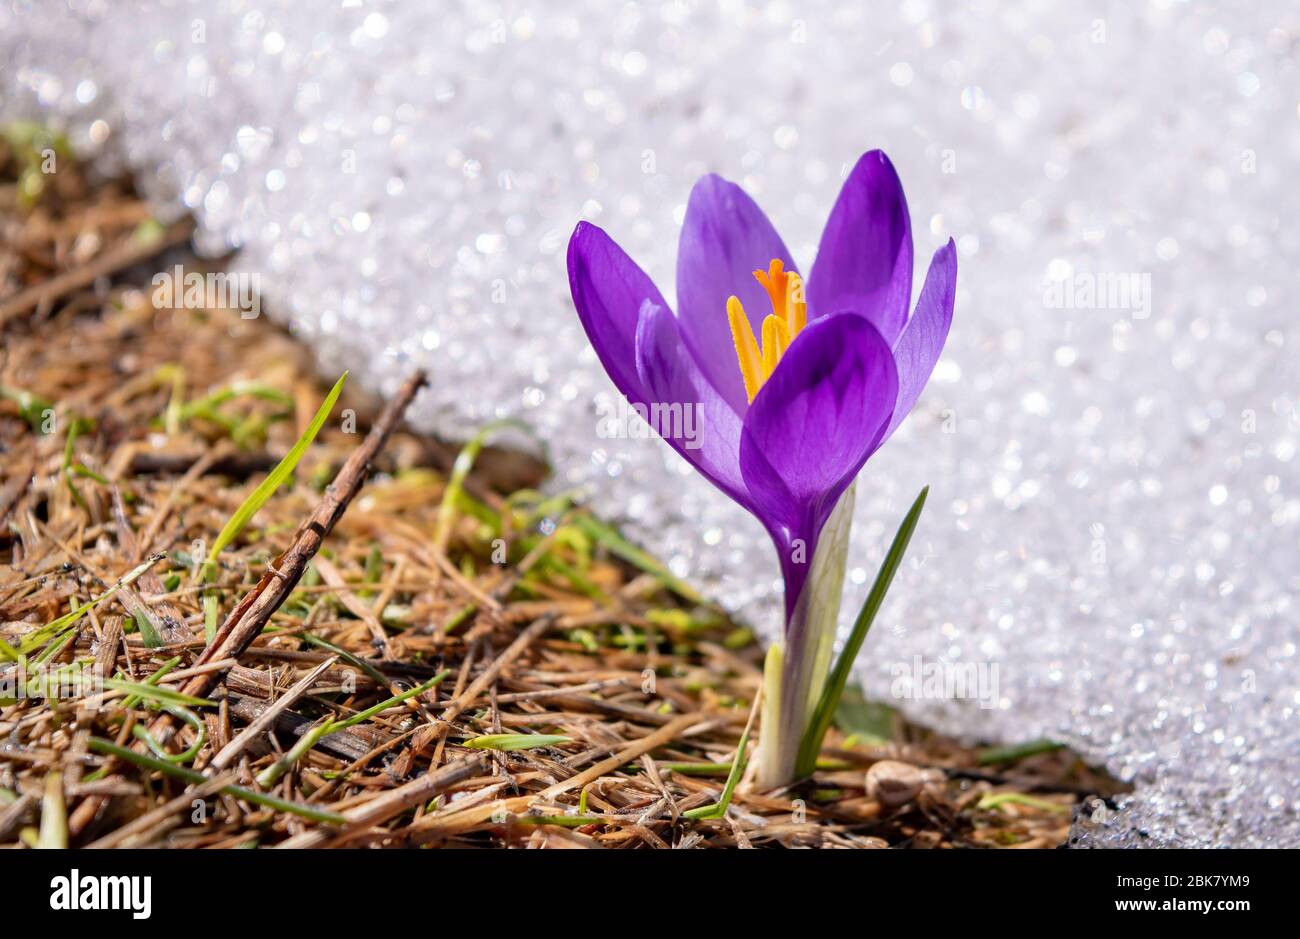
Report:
568,150,956,785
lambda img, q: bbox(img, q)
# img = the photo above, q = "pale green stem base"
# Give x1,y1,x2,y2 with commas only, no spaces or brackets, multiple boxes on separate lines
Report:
755,483,856,788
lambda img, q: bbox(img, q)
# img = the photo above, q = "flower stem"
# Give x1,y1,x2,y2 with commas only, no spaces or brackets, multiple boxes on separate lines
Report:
756,640,784,787
757,484,855,788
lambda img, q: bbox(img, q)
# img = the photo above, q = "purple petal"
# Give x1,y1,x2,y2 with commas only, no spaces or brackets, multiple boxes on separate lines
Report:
807,150,913,346
676,174,797,415
881,239,957,442
738,313,898,615
634,301,750,509
567,221,670,403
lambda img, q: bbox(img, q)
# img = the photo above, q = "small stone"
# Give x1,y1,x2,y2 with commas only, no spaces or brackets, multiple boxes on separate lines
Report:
865,760,941,809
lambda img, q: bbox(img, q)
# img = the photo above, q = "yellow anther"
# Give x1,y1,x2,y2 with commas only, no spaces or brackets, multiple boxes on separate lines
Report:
729,259,810,403
760,314,791,382
785,271,807,335
727,296,764,403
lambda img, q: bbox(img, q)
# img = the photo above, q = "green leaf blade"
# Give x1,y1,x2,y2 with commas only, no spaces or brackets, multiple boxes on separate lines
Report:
795,485,929,778
101,677,217,709
462,733,571,751
208,371,347,561
433,418,532,550
682,721,753,821
86,737,344,825
12,555,164,659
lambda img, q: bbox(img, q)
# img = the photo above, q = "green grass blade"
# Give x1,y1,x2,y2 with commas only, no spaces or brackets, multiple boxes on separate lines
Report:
156,364,185,436
12,555,164,659
0,385,55,433
179,381,293,423
101,677,216,709
976,792,1071,814
133,610,162,648
329,671,449,731
442,603,478,635
462,733,571,751
433,419,529,549
202,592,220,642
86,737,344,825
207,371,347,561
833,684,896,747
255,672,450,787
571,515,706,606
29,628,77,668
37,771,67,849
363,544,383,587
132,704,207,764
661,762,733,777
795,485,928,778
683,721,753,820
256,719,336,788
976,738,1065,766
119,656,181,710
301,633,389,688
